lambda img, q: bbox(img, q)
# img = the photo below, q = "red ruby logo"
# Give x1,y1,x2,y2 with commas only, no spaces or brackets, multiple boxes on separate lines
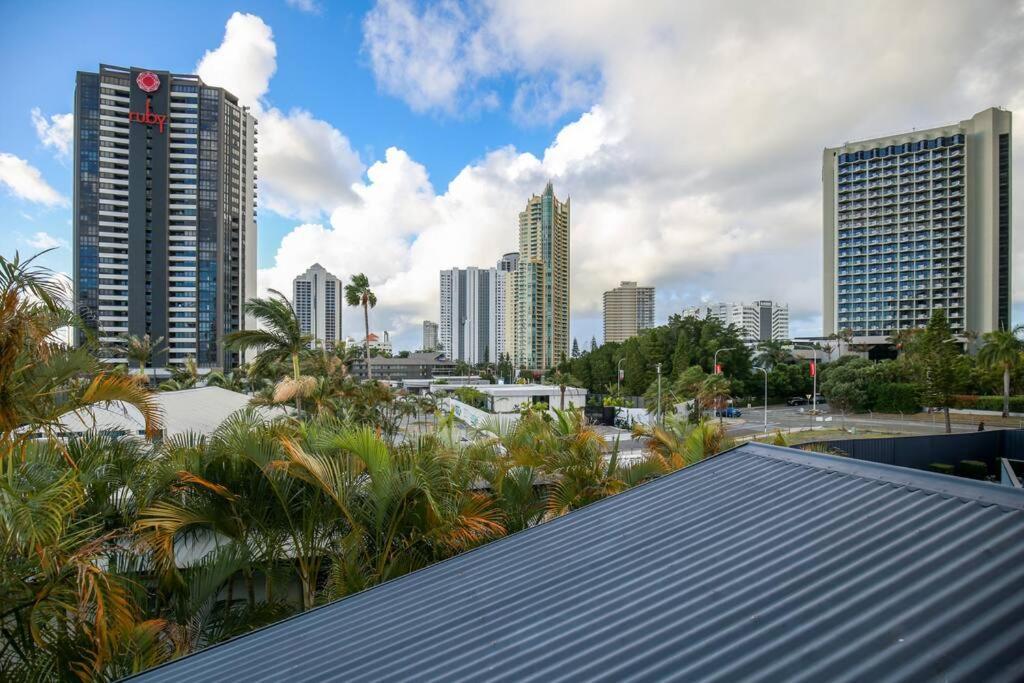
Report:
136,71,161,93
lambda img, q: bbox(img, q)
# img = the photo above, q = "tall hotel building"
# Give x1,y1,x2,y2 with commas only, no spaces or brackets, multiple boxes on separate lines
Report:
74,64,257,369
603,281,655,343
293,263,342,350
513,183,570,370
823,108,1011,343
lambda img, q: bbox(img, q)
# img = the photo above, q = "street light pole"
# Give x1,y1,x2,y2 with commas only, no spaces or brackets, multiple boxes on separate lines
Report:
656,362,663,426
713,347,734,375
617,358,625,393
753,366,768,432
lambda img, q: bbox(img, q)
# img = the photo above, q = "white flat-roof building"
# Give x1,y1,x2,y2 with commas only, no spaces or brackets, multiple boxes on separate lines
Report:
432,382,586,413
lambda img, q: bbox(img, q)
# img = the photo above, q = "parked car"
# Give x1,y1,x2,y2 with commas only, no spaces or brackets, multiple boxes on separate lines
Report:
786,396,808,406
713,406,742,418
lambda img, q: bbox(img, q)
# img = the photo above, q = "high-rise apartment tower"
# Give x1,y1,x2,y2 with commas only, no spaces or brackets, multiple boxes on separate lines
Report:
513,183,570,370
293,264,342,350
603,281,655,343
73,64,257,369
684,301,790,344
422,320,439,352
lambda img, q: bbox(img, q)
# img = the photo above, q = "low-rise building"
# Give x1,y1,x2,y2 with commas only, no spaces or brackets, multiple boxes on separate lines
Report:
350,351,455,381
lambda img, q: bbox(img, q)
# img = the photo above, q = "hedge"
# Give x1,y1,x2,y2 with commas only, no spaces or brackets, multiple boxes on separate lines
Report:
869,383,921,413
956,460,988,480
951,395,1024,412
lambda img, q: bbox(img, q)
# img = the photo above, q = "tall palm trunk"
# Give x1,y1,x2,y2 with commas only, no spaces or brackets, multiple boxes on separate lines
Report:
1003,365,1011,418
363,299,372,380
292,352,303,413
944,406,951,434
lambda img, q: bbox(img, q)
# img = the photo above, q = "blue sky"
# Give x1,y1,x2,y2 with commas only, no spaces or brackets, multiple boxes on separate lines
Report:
0,0,570,270
1,1,1021,351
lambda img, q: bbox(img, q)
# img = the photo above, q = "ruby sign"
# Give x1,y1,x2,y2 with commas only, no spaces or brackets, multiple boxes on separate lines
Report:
136,71,161,93
128,99,166,132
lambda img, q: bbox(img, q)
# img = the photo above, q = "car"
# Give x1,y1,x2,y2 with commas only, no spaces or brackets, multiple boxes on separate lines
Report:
786,396,808,406
713,406,742,418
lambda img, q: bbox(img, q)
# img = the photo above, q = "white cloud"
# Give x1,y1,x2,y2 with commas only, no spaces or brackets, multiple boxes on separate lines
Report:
351,0,1024,343
30,109,74,158
196,12,363,219
286,0,321,14
0,153,68,207
24,231,65,250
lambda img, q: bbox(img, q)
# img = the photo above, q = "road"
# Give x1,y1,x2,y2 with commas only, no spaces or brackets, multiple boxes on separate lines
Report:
726,404,1005,439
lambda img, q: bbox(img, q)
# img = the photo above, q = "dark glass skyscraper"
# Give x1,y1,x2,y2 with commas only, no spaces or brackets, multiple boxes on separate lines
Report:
74,64,257,370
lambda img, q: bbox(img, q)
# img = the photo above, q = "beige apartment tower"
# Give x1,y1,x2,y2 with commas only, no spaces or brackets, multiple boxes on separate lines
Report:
603,281,655,343
823,107,1011,344
513,183,570,371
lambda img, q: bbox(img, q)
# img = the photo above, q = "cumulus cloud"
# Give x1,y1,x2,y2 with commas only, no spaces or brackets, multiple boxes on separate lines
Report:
197,12,363,219
350,0,1024,343
30,109,74,158
0,153,68,207
24,231,65,250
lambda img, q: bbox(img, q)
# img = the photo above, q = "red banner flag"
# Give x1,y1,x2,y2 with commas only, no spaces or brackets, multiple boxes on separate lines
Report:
809,361,816,377
714,363,721,375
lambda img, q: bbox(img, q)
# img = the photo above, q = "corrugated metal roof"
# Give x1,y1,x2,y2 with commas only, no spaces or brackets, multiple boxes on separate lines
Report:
132,443,1024,682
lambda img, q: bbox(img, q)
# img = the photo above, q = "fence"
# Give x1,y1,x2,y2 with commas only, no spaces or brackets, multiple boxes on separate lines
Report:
809,429,1024,476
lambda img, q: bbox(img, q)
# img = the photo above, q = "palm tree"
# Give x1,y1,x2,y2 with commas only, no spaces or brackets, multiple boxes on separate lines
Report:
978,326,1024,418
755,340,792,370
634,416,729,470
344,273,377,380
125,333,165,384
0,252,162,461
550,368,582,410
225,291,312,412
205,369,248,392
698,374,732,423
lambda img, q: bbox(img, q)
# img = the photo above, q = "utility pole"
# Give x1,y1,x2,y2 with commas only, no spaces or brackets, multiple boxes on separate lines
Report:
753,366,768,432
655,360,663,423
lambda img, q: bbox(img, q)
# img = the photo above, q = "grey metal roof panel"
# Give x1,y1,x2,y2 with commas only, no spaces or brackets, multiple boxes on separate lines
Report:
132,443,1024,682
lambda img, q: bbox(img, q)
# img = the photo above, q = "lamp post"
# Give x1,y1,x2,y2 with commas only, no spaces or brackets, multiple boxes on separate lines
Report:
616,358,625,393
793,343,820,414
656,362,663,426
753,366,768,432
713,347,734,375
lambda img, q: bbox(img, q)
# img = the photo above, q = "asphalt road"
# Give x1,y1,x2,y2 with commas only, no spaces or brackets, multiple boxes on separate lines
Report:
726,404,1003,439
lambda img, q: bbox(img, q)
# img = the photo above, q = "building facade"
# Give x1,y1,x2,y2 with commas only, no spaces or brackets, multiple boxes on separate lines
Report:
74,64,257,369
823,107,1011,342
439,266,504,364
513,183,570,370
293,264,341,350
603,281,655,343
684,301,790,343
422,320,439,351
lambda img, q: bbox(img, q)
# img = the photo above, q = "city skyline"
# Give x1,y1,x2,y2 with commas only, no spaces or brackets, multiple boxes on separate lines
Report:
1,2,1021,354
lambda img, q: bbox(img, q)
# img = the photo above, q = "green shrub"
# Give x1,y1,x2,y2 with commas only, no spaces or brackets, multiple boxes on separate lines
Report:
869,383,921,413
951,395,1024,412
928,463,955,475
956,460,988,480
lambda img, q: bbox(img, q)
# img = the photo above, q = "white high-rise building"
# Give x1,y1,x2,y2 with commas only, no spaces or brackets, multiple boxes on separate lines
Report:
292,264,342,350
684,301,789,343
439,265,508,365
824,108,1011,342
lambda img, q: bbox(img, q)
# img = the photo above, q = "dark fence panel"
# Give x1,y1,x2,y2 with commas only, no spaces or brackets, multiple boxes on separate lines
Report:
812,430,1024,474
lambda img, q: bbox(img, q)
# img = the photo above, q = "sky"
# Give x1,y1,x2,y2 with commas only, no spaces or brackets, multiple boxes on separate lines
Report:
1,0,1022,352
